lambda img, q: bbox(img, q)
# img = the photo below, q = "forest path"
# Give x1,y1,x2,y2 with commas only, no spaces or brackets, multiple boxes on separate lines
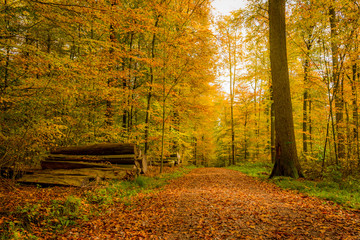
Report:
68,168,360,239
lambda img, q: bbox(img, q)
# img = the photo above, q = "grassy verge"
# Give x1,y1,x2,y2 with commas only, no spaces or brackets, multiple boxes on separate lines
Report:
0,165,195,239
228,162,360,210
227,162,273,179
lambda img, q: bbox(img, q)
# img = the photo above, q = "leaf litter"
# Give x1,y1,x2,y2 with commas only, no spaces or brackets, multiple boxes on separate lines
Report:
60,168,360,239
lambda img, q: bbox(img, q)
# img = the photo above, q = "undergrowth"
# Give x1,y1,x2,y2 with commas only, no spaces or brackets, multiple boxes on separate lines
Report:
0,165,195,239
227,162,272,179
228,162,360,210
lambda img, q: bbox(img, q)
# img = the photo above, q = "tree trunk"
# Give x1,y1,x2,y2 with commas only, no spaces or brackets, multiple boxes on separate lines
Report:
303,58,309,158
351,61,360,165
144,17,159,155
270,84,275,163
3,0,9,92
227,29,235,165
106,10,116,126
268,0,302,178
329,5,344,162
194,135,197,165
160,97,166,173
244,109,248,161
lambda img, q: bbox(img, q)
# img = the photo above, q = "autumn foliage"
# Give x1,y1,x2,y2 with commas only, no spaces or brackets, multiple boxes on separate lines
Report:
215,0,360,178
0,0,219,172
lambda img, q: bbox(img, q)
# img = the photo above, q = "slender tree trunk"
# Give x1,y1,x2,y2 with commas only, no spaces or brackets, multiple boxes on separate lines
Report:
3,0,9,93
160,98,166,173
77,24,81,56
122,33,134,133
47,31,51,76
269,0,302,178
244,109,248,161
303,58,310,159
3,48,9,93
345,102,351,165
144,18,159,155
105,3,116,126
254,60,258,160
257,80,262,160
329,5,344,162
194,135,197,165
322,113,331,172
309,94,313,153
227,30,235,165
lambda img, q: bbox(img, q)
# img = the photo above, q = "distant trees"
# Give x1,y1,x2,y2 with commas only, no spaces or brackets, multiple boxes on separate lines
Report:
3,0,360,177
214,0,360,178
216,13,243,165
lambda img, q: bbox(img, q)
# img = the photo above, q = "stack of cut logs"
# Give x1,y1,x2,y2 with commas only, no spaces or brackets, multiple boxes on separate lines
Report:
150,153,180,167
18,143,147,187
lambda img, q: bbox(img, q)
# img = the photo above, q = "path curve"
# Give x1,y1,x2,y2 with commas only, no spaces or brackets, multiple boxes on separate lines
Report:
67,168,360,239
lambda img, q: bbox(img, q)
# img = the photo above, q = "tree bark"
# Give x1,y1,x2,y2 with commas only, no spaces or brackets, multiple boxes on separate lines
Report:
3,0,9,93
350,58,360,164
227,28,235,165
270,84,276,163
268,0,302,178
329,5,344,162
244,109,248,161
144,17,160,155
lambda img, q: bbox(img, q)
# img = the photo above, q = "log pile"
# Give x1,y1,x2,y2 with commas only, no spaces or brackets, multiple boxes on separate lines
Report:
18,143,147,187
150,153,180,167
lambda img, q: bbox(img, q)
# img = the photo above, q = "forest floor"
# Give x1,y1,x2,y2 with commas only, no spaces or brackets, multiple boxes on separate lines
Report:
56,167,360,239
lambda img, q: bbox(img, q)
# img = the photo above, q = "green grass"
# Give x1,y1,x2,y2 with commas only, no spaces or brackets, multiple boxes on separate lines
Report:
228,162,360,210
227,162,273,179
85,166,195,206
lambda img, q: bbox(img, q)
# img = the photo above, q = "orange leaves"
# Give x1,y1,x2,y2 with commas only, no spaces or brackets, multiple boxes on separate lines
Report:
2,0,219,173
3,168,360,238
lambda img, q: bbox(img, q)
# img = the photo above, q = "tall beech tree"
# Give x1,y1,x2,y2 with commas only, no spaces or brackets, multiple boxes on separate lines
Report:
268,0,303,178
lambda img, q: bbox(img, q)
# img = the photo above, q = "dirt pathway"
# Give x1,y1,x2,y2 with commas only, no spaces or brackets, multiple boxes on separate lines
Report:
66,168,360,239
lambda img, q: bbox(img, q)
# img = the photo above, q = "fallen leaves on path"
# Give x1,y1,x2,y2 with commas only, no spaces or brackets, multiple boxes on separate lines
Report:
62,168,360,239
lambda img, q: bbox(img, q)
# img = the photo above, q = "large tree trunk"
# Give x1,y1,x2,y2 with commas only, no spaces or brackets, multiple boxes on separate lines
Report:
105,4,116,126
351,61,360,165
227,29,235,166
303,58,309,158
268,0,302,178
